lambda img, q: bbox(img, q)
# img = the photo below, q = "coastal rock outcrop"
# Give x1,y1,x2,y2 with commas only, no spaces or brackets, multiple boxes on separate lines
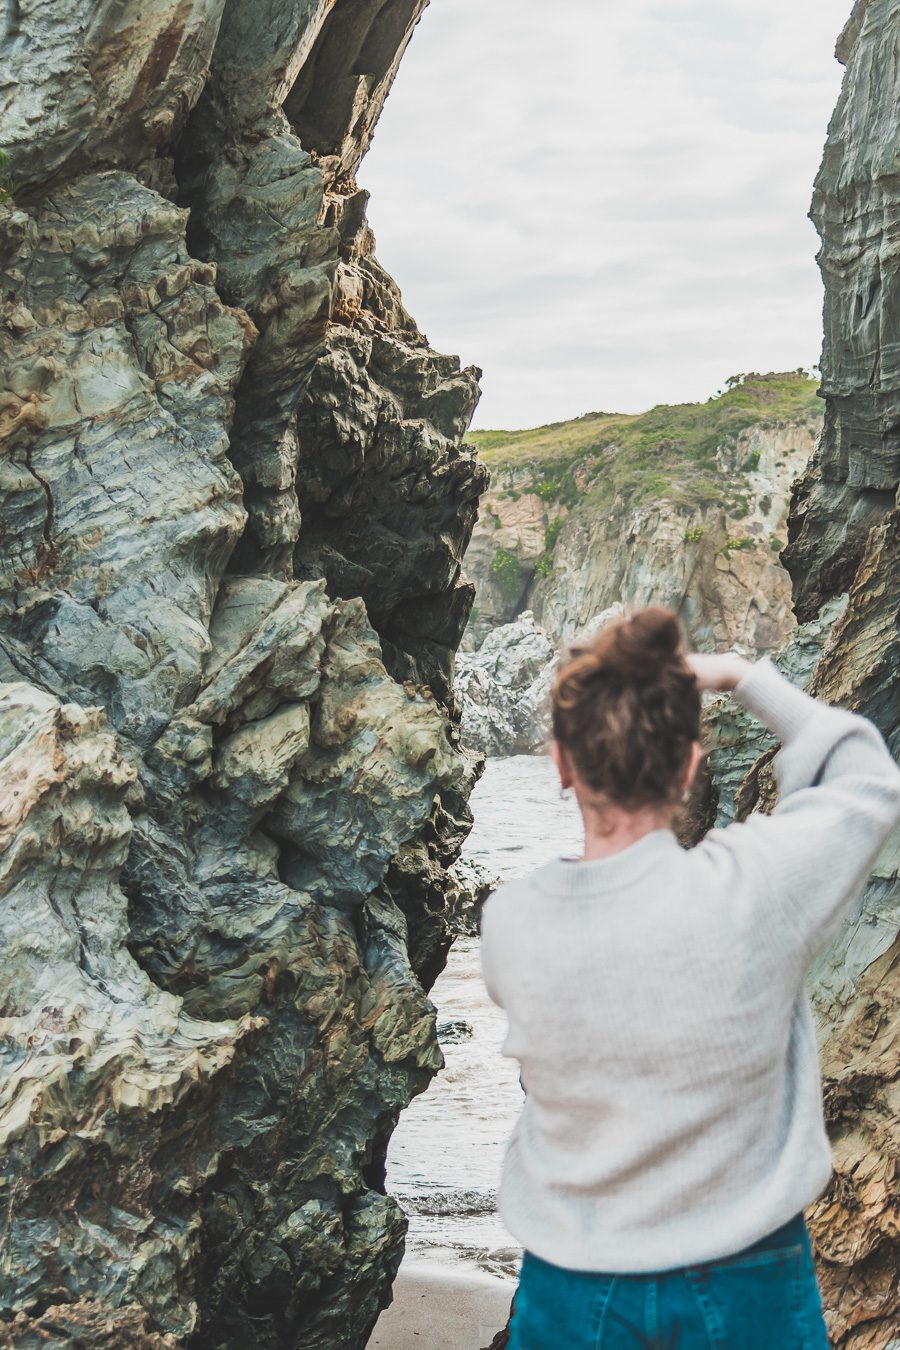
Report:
455,612,555,757
442,857,501,936
0,3,485,1346
456,606,624,758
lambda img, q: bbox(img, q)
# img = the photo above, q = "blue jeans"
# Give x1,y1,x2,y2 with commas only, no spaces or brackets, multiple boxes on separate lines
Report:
508,1213,830,1348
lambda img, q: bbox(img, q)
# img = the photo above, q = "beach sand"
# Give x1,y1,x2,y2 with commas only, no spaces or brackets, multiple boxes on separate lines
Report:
368,1261,515,1350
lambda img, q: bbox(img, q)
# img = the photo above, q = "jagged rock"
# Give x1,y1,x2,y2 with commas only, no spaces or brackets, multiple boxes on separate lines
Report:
796,514,900,1348
176,0,487,696
0,2,486,1346
0,1,223,194
0,683,263,1339
293,321,486,706
456,612,554,756
436,1019,474,1044
1,1300,180,1348
443,856,500,936
783,10,899,627
456,607,623,757
0,173,254,742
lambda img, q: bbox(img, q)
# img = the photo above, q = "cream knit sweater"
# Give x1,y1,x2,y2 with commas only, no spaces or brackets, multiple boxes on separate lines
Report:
480,658,900,1272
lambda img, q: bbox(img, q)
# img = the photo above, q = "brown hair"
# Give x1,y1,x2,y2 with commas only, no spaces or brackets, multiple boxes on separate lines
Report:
550,606,701,810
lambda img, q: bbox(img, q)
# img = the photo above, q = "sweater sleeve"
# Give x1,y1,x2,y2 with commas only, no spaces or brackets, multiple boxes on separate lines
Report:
709,656,900,958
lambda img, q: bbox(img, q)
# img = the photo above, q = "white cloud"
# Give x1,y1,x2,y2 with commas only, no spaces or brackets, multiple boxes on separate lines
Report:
361,0,851,427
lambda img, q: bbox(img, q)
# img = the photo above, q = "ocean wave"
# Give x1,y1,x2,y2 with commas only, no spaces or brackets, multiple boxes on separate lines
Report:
395,1186,498,1218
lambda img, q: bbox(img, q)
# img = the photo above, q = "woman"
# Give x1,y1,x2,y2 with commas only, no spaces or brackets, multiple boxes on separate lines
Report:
480,607,900,1349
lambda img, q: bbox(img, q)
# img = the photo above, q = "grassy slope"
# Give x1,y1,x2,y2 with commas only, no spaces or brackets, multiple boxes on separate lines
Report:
470,373,822,514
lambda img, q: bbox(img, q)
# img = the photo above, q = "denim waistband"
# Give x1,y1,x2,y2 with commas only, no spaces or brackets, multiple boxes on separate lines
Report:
523,1213,809,1280
730,1211,807,1258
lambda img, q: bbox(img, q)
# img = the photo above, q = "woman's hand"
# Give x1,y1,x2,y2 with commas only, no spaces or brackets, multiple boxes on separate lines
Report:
686,651,753,693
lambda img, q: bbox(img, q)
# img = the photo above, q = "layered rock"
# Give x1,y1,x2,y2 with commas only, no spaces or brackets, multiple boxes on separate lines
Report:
732,8,900,1342
783,4,899,628
787,526,900,1350
442,857,501,937
176,0,485,700
0,3,485,1346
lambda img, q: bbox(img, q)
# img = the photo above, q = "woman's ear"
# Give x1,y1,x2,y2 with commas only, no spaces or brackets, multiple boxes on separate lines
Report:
551,740,574,790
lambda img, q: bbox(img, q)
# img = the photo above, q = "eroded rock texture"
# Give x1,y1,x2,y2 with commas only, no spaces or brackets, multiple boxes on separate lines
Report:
0,3,485,1346
748,5,900,1342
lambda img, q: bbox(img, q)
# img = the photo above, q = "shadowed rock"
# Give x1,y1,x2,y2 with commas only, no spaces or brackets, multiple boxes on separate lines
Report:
0,1,486,1345
783,3,900,626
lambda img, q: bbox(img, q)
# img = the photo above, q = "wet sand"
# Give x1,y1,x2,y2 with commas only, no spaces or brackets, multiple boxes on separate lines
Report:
369,1261,515,1350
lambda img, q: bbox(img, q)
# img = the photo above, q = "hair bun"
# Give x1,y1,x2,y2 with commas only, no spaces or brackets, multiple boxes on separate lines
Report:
550,603,700,809
603,606,683,683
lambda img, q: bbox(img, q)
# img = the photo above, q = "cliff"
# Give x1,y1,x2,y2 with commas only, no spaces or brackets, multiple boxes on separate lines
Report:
465,373,821,656
765,6,900,1342
0,4,486,1347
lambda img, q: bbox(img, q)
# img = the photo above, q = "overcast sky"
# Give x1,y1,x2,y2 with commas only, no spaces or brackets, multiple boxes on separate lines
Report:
361,0,852,429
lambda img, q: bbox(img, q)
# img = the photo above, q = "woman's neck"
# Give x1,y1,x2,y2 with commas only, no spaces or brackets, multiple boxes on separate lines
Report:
577,798,675,861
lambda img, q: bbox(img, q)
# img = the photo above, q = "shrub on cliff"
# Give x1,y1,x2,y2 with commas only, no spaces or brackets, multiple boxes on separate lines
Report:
719,535,755,557
544,518,563,551
490,547,523,600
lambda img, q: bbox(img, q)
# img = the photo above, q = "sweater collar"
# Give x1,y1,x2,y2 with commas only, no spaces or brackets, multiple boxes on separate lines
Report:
534,829,683,896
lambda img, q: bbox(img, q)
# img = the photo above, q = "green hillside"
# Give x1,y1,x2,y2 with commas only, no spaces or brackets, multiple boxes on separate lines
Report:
470,372,821,514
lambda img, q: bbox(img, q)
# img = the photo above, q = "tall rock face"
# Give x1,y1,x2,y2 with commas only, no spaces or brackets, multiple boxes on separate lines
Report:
758,7,900,1344
0,4,486,1347
784,1,899,628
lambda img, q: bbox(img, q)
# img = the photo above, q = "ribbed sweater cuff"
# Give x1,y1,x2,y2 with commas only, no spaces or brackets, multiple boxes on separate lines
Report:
731,656,819,744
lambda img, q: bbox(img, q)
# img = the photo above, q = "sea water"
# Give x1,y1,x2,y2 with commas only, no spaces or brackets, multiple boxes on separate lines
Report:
385,754,584,1276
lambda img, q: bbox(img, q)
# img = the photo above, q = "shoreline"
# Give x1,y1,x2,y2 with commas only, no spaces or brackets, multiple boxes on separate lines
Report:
369,1260,514,1350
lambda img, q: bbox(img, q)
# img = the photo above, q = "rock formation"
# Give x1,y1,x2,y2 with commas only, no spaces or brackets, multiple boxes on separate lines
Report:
442,857,500,937
455,606,624,758
3,3,900,1349
0,3,486,1347
737,7,900,1343
455,613,555,757
465,376,821,656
